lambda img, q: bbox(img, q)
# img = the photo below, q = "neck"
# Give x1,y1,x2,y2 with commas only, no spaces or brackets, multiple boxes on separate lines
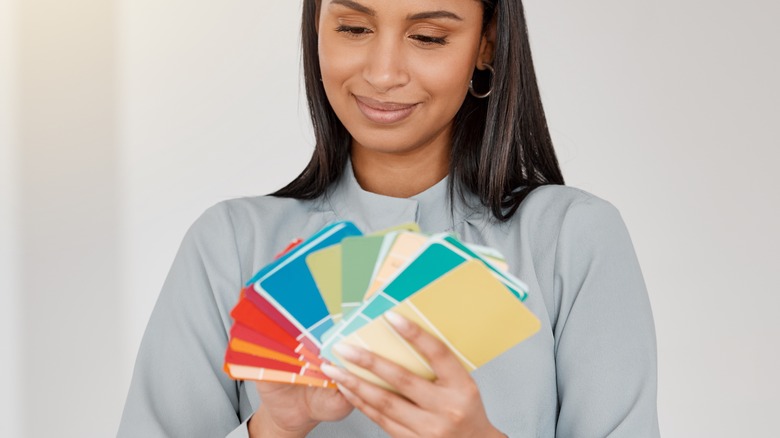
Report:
350,142,450,198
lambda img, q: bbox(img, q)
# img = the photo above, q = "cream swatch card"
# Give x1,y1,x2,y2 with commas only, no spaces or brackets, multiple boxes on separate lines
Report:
335,260,541,391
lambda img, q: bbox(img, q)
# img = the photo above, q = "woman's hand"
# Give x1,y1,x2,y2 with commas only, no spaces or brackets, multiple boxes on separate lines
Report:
320,311,505,438
248,380,353,438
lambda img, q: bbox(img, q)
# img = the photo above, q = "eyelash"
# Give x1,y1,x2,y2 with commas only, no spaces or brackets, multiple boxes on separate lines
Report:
334,25,449,46
335,25,372,36
410,34,449,46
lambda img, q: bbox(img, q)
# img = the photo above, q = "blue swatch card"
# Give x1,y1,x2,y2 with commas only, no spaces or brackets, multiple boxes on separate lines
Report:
252,221,362,347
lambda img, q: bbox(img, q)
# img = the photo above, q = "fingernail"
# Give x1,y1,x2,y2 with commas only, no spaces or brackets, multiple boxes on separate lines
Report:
336,383,354,397
333,343,361,362
384,311,409,330
320,363,345,380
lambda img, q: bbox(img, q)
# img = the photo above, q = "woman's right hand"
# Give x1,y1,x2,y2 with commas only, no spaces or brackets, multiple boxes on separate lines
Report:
248,381,354,438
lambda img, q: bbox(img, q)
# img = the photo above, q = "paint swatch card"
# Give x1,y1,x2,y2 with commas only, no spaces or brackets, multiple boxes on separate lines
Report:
364,232,429,300
334,260,540,391
320,235,472,362
224,222,361,387
306,223,420,324
306,245,343,322
225,221,539,389
253,221,362,346
341,235,386,316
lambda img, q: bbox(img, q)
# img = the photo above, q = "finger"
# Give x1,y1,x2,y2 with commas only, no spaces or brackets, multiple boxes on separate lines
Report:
384,311,472,385
333,343,438,409
321,363,430,430
337,385,417,438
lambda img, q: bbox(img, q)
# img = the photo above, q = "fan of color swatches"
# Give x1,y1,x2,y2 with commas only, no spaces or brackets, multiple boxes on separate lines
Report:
224,221,541,390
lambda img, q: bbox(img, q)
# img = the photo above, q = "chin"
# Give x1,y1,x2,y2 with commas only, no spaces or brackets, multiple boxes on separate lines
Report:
350,131,425,156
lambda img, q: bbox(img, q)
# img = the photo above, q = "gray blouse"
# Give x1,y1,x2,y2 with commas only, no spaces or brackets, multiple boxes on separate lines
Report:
118,166,659,437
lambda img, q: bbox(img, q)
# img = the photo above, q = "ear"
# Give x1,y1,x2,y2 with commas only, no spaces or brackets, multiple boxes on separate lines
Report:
477,12,497,69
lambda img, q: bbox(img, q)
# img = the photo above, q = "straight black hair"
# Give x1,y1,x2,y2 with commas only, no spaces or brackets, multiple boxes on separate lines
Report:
273,0,564,221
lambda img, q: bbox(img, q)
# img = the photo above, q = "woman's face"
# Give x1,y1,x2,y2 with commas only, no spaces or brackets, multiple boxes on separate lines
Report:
318,0,491,157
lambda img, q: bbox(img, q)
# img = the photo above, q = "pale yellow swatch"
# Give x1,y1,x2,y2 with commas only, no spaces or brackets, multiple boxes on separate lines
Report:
338,260,540,391
306,245,343,323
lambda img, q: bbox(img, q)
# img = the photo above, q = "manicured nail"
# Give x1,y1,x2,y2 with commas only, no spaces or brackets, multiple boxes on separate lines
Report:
384,311,409,330
320,363,346,380
333,343,361,362
336,383,354,398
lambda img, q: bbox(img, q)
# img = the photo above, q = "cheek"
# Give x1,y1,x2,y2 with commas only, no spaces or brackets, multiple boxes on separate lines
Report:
410,51,474,106
318,35,361,90
318,37,369,122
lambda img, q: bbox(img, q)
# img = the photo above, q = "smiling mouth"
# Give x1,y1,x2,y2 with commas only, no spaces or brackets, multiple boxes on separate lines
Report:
354,95,419,125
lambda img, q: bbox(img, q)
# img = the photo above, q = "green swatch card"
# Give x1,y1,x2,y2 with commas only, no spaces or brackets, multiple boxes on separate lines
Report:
341,236,386,316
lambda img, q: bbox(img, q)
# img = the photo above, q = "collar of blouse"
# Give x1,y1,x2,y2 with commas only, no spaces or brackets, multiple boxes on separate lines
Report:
322,160,485,234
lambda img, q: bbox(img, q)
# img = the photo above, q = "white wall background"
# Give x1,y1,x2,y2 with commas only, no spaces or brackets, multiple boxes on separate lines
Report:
0,0,21,436
1,0,778,436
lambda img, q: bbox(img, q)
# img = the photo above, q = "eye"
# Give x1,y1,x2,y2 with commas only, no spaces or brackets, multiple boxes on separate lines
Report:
335,25,373,38
409,34,449,47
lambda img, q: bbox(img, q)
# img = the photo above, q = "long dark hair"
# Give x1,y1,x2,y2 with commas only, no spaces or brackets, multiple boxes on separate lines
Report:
273,0,564,221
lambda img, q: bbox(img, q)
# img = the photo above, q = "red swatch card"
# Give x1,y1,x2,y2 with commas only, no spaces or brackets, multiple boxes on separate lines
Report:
231,289,322,364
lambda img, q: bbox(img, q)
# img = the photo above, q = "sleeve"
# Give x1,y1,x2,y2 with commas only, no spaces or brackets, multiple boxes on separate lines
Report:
552,196,660,437
117,203,255,438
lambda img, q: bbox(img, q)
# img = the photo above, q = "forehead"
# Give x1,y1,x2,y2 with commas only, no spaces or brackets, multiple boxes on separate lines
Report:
322,0,484,18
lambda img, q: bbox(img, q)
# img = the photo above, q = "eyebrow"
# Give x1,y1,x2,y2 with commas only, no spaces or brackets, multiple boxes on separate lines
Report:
330,0,376,16
407,11,463,22
329,0,463,22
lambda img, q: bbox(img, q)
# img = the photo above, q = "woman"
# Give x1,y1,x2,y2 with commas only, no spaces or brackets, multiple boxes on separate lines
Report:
119,0,659,437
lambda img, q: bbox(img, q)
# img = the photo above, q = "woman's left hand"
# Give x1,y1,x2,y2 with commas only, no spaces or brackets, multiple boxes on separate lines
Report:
320,311,506,438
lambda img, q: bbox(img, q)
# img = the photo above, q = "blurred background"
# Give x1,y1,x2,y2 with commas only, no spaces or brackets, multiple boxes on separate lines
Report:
0,0,778,436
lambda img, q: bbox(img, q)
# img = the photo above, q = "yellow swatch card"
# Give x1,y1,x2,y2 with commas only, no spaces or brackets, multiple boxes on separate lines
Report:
336,260,541,391
306,245,343,322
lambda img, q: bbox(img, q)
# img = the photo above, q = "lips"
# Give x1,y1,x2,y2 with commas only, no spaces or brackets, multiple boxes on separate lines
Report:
354,95,419,125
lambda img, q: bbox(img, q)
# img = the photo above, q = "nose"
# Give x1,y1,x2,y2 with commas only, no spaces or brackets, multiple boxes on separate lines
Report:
362,34,410,93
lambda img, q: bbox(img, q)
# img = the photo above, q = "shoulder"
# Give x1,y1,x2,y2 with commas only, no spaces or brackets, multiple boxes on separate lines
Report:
503,186,647,339
500,185,636,297
515,185,642,301
462,184,628,254
464,184,631,283
187,194,326,241
504,184,627,247
184,194,336,285
517,184,621,225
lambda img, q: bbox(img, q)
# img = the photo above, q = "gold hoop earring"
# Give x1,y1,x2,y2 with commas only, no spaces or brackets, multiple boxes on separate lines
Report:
469,63,494,99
